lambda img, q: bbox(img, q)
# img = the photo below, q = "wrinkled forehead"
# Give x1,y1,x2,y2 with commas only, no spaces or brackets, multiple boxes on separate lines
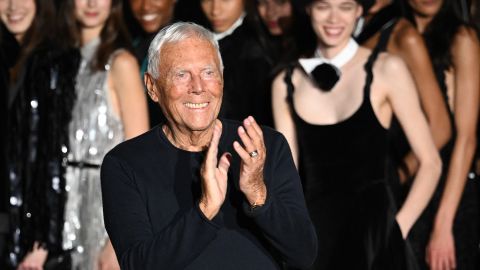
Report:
159,38,222,71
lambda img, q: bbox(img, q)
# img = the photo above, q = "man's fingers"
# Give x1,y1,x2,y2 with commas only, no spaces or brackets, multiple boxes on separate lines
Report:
449,254,456,269
206,120,222,165
243,117,263,150
233,141,250,161
238,126,255,153
448,250,456,269
217,152,231,175
247,116,263,137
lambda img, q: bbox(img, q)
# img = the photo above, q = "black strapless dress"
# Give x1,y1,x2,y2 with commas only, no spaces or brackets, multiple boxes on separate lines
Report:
283,47,418,270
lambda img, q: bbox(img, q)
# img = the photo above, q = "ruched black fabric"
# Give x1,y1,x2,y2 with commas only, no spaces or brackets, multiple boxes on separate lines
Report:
283,47,418,269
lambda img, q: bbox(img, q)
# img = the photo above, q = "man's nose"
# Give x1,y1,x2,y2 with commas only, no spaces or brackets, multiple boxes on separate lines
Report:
190,74,204,94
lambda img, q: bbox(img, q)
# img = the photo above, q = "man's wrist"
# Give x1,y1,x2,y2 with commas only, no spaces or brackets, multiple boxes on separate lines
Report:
198,199,219,220
246,183,267,209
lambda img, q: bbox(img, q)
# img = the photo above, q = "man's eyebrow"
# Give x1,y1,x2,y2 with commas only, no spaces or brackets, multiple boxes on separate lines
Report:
202,65,217,70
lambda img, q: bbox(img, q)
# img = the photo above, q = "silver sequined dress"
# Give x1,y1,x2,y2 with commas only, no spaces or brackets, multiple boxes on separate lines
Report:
63,37,124,270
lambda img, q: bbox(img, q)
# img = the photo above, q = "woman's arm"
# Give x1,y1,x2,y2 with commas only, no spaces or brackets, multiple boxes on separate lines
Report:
393,23,452,179
101,51,150,270
109,51,150,139
272,70,299,167
380,54,442,238
427,26,480,270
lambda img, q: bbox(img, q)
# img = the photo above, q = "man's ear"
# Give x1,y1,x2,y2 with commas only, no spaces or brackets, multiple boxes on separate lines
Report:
144,72,160,102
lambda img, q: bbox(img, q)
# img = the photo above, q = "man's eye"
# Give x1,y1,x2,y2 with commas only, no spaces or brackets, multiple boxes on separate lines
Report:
174,71,190,82
202,70,217,79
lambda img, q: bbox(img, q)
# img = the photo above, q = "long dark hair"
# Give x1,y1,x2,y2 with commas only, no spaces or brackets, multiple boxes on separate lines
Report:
403,0,466,71
58,0,133,71
1,0,56,81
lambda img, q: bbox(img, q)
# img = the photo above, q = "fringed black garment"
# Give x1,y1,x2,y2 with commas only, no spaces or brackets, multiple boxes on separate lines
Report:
6,44,79,268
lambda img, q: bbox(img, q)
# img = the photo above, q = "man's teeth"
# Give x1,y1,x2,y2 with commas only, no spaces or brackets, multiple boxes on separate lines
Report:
142,14,158,21
184,102,208,109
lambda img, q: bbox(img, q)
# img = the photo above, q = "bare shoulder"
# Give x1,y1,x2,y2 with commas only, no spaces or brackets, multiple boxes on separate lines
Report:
452,25,479,51
393,19,424,50
273,69,287,85
110,50,140,74
273,66,304,87
374,52,408,80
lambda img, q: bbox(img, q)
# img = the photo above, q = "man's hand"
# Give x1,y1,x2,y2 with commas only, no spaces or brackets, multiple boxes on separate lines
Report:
98,239,120,270
199,120,231,220
233,116,267,207
17,242,48,270
426,227,456,270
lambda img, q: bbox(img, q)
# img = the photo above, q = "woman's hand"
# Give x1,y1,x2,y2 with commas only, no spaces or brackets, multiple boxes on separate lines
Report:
426,227,456,270
17,242,48,270
234,116,267,206
98,239,120,270
199,120,231,220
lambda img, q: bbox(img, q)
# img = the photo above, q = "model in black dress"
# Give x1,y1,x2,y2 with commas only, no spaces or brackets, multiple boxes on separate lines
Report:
282,41,415,270
272,0,442,269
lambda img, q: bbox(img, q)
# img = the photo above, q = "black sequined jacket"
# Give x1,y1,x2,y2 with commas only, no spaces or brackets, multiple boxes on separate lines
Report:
6,43,79,267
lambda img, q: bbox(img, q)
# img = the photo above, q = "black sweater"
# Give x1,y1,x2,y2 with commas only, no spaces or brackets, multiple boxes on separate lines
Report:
101,119,317,269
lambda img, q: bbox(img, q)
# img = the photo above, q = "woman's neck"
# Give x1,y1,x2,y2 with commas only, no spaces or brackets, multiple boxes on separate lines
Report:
81,25,103,46
163,124,214,152
414,15,433,34
317,38,351,59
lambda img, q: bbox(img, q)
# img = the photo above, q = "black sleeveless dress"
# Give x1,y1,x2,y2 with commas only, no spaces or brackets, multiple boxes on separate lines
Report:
283,48,418,270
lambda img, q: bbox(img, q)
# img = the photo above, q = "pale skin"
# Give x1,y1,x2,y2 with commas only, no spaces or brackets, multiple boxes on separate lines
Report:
144,36,266,221
362,14,451,181
412,14,480,270
18,0,149,269
272,0,441,238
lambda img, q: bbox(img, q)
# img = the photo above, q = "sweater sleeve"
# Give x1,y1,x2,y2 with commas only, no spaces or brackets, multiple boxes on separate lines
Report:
101,154,223,270
242,134,318,269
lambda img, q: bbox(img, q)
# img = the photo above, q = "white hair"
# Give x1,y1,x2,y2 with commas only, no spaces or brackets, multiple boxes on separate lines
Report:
147,22,224,79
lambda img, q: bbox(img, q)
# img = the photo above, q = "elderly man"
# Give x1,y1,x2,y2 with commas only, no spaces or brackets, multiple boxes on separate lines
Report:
101,22,317,270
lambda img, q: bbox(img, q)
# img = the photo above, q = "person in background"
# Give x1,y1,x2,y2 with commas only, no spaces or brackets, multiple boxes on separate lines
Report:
200,0,275,127
403,0,480,269
124,0,176,127
254,0,318,76
272,0,441,268
56,0,149,269
1,0,80,269
255,0,295,65
356,0,451,205
0,23,17,270
101,21,317,270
